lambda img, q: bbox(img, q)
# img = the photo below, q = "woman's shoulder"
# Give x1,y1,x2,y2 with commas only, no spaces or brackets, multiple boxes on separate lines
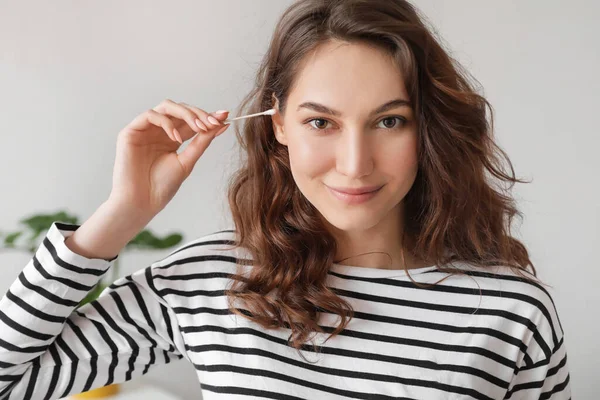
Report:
440,262,558,314
441,261,566,362
149,228,249,277
438,261,543,290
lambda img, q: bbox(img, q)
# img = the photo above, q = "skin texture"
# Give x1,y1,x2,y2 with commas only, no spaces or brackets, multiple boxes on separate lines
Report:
272,39,433,270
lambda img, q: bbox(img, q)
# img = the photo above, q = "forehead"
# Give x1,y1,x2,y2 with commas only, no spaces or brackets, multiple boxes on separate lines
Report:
288,40,409,112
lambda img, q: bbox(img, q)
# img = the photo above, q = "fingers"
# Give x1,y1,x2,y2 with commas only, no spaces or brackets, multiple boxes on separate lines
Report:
154,99,215,144
181,102,229,135
214,121,230,137
177,126,217,176
144,109,178,143
152,100,231,144
177,115,230,175
131,99,229,150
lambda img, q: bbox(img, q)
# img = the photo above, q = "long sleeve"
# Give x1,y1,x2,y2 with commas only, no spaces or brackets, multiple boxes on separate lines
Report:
0,222,188,400
503,286,572,400
503,339,571,399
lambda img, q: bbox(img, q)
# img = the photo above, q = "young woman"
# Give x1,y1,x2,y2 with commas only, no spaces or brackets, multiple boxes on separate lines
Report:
0,0,572,399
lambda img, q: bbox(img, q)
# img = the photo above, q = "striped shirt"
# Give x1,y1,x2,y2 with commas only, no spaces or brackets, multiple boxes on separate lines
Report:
0,221,572,399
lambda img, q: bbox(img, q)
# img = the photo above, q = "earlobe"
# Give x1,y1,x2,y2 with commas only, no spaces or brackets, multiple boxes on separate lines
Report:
271,93,288,146
272,122,288,146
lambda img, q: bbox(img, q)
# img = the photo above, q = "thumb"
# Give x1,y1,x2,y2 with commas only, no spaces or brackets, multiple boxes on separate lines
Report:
211,110,229,121
211,110,230,137
177,131,215,176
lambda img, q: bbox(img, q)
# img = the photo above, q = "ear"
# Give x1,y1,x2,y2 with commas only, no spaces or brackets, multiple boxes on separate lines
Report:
271,93,288,146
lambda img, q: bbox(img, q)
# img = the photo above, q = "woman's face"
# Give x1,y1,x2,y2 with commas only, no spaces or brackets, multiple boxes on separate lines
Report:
272,40,419,234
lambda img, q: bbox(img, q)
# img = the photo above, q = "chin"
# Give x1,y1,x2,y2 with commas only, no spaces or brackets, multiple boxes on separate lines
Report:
318,208,383,232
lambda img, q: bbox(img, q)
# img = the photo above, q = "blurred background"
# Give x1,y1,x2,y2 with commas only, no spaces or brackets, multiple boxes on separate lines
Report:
1,0,597,398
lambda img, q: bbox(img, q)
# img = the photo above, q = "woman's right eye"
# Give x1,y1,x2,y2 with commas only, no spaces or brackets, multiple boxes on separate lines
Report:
305,118,333,132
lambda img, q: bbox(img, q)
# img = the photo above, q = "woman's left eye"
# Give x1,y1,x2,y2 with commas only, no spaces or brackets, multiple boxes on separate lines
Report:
304,116,407,132
376,117,407,129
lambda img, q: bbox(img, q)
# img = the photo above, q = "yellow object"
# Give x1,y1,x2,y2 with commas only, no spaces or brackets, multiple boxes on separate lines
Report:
71,383,120,398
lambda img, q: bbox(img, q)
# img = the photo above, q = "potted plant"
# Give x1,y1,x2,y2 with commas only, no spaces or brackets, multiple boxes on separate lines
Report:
0,210,184,398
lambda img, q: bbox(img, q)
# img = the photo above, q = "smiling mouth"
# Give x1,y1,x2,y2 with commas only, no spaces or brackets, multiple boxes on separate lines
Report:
326,185,384,205
326,185,384,195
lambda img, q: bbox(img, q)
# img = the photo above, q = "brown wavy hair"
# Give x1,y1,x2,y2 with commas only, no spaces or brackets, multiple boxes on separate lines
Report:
219,0,544,358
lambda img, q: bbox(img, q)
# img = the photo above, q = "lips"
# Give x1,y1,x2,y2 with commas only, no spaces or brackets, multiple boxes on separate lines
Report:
326,185,383,205
326,185,383,195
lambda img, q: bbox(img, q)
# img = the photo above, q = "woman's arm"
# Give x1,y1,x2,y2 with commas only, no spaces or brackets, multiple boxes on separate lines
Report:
0,220,187,399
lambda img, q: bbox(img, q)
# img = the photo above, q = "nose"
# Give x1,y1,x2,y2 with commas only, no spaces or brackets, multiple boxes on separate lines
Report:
336,129,374,178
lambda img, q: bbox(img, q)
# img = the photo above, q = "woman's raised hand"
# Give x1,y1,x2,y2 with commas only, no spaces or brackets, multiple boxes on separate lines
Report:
109,99,230,218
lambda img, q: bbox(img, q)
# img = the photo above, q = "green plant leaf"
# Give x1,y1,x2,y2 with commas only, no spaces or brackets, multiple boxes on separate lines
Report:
3,231,23,247
158,233,184,248
77,282,107,309
127,230,183,249
20,211,79,244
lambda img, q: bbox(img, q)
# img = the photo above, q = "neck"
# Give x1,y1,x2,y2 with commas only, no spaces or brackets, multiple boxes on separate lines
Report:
326,202,429,270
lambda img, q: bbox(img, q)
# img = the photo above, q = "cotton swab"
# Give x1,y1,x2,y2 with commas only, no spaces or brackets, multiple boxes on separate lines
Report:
223,108,276,125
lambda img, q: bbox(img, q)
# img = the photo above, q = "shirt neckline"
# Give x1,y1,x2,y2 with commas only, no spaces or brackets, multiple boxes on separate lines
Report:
329,262,439,278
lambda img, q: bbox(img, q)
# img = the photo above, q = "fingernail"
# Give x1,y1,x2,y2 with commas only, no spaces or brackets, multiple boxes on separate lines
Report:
195,119,207,131
173,129,183,144
215,110,228,115
207,116,220,125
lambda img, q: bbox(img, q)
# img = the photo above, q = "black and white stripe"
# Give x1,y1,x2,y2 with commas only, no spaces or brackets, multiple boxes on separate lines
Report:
0,222,571,399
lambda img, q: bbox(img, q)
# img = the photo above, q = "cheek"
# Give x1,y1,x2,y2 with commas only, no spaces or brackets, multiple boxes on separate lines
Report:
287,133,331,178
380,136,419,198
381,135,419,173
384,137,420,205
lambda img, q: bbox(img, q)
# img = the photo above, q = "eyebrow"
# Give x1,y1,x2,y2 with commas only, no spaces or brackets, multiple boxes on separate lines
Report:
296,98,412,117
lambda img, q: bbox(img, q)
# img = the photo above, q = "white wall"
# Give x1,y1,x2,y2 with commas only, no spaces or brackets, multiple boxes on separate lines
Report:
1,1,596,398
